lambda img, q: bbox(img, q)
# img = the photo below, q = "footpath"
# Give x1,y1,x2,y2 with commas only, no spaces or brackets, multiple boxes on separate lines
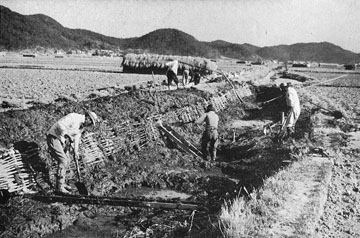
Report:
263,109,339,237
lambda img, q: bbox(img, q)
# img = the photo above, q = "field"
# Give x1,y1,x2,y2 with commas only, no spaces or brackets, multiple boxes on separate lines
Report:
1,53,123,70
1,54,360,237
0,54,161,108
0,68,156,104
301,74,360,119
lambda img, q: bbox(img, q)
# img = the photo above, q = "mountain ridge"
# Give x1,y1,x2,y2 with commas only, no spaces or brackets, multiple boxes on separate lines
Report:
1,5,359,63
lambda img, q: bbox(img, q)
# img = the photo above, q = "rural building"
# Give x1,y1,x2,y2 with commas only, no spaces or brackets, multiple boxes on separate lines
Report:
319,63,341,68
292,61,310,67
344,64,356,70
236,60,251,65
22,53,36,58
251,61,264,65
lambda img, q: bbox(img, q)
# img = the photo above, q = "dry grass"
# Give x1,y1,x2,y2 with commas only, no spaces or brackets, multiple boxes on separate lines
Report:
122,53,217,71
219,154,314,237
220,178,295,237
220,148,333,237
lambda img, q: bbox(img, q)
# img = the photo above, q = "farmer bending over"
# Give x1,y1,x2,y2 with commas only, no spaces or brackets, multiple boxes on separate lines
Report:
196,104,219,161
284,83,300,136
47,111,99,194
165,59,179,90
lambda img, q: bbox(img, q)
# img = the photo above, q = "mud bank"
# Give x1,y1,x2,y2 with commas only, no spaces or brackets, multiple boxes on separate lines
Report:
0,82,309,238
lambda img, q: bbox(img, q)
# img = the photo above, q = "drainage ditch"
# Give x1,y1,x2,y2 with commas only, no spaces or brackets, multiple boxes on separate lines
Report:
0,84,309,238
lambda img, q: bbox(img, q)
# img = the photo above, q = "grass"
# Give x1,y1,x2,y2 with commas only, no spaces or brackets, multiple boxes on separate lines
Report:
219,168,296,237
219,147,331,238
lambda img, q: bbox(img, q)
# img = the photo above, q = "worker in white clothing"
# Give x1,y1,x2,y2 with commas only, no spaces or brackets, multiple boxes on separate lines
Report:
165,60,179,89
284,83,300,136
196,104,219,161
182,68,190,87
46,111,99,194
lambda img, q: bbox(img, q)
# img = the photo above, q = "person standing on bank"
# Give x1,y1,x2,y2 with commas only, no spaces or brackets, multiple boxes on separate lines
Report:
196,104,219,161
193,70,201,85
182,67,190,87
165,59,179,90
284,83,300,136
47,111,99,194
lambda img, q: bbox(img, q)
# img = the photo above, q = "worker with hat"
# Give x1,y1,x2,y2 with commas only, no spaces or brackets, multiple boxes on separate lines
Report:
195,104,219,161
46,111,99,194
284,83,300,136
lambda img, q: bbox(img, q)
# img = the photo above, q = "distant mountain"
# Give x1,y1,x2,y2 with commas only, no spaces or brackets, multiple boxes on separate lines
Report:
207,40,260,60
0,5,126,50
1,5,359,63
257,42,360,64
121,28,216,57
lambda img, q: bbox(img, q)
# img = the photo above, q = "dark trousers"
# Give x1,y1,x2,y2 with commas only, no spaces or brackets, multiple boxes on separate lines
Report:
166,70,179,88
193,73,201,85
201,129,218,160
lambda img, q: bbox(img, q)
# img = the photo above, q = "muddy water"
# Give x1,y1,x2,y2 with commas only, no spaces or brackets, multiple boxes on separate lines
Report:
42,188,193,238
43,216,125,238
42,164,241,238
119,187,192,200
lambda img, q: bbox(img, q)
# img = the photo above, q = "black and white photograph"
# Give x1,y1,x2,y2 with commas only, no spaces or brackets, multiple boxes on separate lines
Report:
1,0,360,237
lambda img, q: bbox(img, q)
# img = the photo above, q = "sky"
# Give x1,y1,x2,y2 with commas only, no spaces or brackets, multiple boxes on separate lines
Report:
1,0,360,53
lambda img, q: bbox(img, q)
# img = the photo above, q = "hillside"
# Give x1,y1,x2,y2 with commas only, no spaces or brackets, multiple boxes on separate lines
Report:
207,40,260,60
0,5,127,50
122,28,216,57
1,5,360,63
257,42,360,64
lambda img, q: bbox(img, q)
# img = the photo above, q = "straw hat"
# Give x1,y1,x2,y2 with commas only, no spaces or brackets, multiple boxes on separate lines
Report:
86,111,99,126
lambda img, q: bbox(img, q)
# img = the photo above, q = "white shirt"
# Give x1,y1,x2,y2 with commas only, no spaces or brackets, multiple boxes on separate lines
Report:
165,60,179,75
48,113,85,152
196,111,219,129
286,87,300,109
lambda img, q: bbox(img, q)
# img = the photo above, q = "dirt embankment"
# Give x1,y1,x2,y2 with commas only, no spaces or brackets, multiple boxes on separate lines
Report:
0,78,301,238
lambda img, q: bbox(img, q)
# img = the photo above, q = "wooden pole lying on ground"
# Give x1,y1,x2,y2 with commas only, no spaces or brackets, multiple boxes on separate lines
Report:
26,194,207,211
157,122,203,158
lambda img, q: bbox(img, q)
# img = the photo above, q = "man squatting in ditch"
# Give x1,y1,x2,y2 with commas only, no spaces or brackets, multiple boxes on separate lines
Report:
195,104,219,161
282,82,301,136
46,111,99,194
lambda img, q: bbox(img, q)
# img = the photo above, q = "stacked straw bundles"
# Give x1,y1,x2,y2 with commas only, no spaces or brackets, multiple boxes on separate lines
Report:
122,53,217,72
0,149,35,193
